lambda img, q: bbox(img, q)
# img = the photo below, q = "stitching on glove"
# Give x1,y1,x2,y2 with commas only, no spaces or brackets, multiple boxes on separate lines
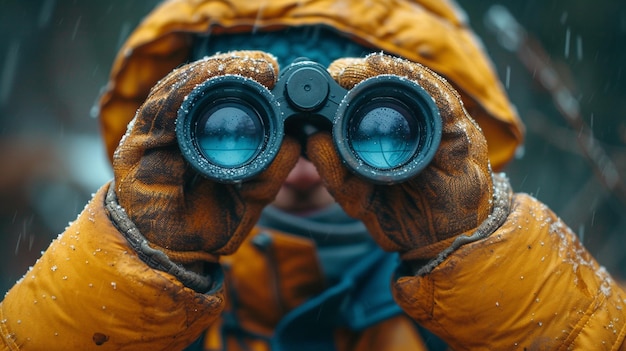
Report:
415,172,513,276
104,183,213,292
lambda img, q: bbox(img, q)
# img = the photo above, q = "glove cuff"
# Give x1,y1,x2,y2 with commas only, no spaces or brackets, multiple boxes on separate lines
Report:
104,182,217,292
402,173,513,275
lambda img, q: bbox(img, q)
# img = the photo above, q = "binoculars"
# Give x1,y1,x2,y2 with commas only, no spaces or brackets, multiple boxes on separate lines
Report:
176,59,442,184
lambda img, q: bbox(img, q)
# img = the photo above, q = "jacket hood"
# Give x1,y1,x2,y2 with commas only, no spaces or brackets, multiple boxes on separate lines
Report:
98,0,524,170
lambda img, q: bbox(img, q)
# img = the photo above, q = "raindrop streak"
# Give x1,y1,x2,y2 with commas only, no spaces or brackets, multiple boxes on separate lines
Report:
38,0,56,28
576,35,583,61
14,230,22,256
252,6,265,34
116,21,133,50
0,40,20,106
564,28,571,59
505,65,511,89
579,224,585,243
14,217,34,255
72,16,82,41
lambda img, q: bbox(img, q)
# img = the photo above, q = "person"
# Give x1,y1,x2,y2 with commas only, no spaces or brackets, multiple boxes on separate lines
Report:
1,0,625,350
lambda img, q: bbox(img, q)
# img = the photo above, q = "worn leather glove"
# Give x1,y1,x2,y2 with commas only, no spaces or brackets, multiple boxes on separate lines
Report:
112,51,300,268
308,53,498,262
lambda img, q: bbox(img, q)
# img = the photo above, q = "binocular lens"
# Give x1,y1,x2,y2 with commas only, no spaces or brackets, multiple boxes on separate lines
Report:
177,75,283,182
335,75,441,183
177,62,441,184
348,99,419,169
194,100,265,168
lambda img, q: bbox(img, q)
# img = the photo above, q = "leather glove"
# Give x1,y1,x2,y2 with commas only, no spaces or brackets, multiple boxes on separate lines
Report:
112,51,300,267
307,53,497,262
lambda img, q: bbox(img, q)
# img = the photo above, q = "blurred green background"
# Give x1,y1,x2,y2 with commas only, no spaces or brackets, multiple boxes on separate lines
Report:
1,0,625,295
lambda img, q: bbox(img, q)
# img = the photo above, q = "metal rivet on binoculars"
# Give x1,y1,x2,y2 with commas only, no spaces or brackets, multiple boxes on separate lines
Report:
177,60,441,184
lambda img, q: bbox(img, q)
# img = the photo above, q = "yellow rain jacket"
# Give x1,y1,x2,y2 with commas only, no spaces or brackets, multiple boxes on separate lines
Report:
2,0,626,350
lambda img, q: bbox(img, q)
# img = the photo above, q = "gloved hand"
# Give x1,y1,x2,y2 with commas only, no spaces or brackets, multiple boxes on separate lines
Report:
112,51,300,266
307,53,496,262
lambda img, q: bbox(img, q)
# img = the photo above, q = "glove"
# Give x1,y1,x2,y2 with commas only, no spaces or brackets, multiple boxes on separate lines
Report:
112,51,300,267
307,53,496,262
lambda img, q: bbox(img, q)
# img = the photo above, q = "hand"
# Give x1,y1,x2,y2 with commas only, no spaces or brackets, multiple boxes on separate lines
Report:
112,51,300,263
307,53,494,261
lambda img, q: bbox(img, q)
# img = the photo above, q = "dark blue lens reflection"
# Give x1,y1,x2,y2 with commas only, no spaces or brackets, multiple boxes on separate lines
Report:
349,100,419,169
195,101,264,168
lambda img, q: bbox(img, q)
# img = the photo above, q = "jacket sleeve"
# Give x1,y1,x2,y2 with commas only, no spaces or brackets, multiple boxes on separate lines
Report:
393,193,626,350
0,183,224,350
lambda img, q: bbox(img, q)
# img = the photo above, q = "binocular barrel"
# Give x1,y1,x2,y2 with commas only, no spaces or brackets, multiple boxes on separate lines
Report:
176,60,442,184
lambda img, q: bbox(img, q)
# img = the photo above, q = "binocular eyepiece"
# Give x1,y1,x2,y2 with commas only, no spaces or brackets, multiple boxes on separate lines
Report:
176,59,442,184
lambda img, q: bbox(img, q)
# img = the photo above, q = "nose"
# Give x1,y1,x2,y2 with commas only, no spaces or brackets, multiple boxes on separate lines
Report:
284,157,322,191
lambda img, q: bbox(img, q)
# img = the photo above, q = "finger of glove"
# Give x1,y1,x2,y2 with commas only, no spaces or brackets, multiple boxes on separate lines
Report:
194,137,300,255
328,54,431,89
113,51,278,188
306,132,373,218
327,57,369,86
307,132,411,253
238,135,302,206
211,50,279,78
